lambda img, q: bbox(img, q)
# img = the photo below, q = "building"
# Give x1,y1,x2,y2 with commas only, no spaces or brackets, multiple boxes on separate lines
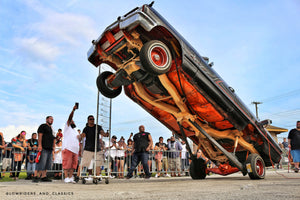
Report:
265,125,288,143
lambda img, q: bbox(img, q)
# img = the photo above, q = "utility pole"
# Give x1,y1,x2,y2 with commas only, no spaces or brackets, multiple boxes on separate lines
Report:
251,101,262,120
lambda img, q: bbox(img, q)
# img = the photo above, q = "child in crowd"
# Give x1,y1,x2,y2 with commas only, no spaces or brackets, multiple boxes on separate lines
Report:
53,140,62,179
26,144,38,179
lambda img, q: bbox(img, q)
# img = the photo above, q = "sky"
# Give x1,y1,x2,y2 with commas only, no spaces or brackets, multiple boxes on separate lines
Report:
0,0,299,143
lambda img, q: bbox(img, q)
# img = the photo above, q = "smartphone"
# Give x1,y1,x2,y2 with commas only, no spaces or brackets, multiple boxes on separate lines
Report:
75,102,79,109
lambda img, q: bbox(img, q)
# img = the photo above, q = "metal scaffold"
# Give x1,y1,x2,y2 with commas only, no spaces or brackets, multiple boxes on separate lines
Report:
95,64,113,183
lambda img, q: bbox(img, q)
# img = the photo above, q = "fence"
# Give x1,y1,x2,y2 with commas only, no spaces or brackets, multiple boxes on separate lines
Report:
107,149,190,178
0,147,191,179
1,145,292,180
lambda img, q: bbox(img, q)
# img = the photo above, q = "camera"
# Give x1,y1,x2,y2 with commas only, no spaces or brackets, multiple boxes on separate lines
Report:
75,102,79,109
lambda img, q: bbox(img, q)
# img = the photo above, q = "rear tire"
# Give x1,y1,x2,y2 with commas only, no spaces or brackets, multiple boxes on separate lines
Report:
190,157,207,179
140,40,172,75
96,71,122,98
245,154,265,179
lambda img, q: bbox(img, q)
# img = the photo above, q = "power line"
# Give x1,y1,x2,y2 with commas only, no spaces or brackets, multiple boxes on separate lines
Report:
261,108,300,119
259,88,300,103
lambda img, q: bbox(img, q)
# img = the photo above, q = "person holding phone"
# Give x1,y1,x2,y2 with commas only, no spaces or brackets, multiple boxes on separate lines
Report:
62,104,80,183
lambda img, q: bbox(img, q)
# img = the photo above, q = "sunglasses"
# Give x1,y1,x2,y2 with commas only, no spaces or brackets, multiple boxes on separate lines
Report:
89,118,95,121
21,132,26,135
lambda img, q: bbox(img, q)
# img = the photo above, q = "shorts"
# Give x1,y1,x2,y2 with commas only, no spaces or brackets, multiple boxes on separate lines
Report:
62,149,78,170
36,149,53,171
88,159,94,170
81,150,104,168
117,156,125,160
168,157,181,170
291,149,300,162
162,157,168,170
2,158,12,169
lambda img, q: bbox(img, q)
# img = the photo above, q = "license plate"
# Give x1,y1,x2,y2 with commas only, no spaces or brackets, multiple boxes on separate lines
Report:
246,163,252,173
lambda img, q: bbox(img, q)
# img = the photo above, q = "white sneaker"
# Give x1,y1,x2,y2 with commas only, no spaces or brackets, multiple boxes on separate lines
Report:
155,174,159,178
69,176,76,183
165,174,171,177
64,177,70,183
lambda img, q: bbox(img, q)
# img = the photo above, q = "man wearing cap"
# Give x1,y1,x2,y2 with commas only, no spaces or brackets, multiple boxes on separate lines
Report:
126,125,153,179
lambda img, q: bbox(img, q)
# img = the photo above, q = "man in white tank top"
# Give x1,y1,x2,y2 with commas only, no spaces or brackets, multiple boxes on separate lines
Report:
62,105,80,183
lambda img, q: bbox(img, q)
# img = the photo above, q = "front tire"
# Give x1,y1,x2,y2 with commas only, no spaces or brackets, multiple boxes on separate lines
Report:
140,40,172,75
96,71,122,99
245,154,265,179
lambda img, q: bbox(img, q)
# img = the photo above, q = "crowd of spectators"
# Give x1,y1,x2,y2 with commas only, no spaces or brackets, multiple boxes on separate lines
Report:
0,122,191,182
2,120,299,181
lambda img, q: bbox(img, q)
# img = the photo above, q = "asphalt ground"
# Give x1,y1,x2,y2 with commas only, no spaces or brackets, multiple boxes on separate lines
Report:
0,169,299,200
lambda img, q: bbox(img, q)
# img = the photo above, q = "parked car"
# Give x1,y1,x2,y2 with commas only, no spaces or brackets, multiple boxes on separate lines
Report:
87,2,282,179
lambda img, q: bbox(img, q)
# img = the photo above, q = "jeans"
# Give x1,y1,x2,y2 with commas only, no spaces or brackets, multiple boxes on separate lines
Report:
127,152,150,177
27,162,36,176
36,149,53,171
181,158,189,171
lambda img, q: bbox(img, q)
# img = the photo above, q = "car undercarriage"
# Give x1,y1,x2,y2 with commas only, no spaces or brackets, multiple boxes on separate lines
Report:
87,2,282,179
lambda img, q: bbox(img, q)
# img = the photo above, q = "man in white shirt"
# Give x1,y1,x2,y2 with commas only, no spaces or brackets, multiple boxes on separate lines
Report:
62,105,80,183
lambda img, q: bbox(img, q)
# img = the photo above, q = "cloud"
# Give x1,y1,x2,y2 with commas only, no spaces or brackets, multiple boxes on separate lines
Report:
0,99,44,126
0,46,13,53
17,37,60,62
11,1,99,82
0,125,38,142
0,65,33,79
35,12,98,47
22,0,98,48
0,89,21,97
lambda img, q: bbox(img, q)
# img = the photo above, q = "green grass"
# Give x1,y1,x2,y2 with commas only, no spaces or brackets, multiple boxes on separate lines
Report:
0,172,27,182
